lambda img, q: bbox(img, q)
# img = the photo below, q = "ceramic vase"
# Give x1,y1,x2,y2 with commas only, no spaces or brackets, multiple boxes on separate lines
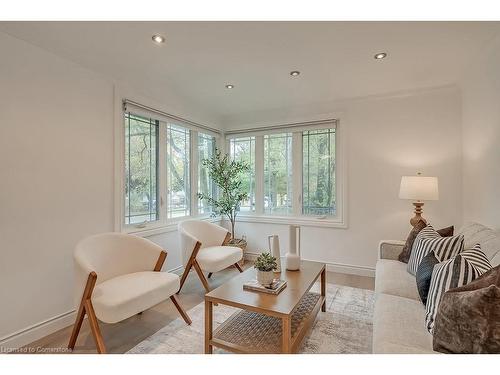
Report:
285,225,301,271
267,234,281,272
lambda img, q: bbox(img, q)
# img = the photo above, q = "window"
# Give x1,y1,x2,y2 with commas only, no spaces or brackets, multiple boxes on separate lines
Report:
225,121,341,224
264,133,293,215
229,136,256,212
302,128,336,216
198,133,216,214
124,113,159,225
121,100,341,230
166,124,190,219
122,101,223,230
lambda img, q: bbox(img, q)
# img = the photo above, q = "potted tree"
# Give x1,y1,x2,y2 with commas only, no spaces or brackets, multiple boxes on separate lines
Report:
198,148,250,257
254,252,278,287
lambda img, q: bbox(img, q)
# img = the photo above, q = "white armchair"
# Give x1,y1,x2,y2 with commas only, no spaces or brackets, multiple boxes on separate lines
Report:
68,233,191,353
178,220,243,293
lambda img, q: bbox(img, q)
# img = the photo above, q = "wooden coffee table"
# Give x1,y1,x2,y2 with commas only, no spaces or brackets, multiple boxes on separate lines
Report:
204,260,326,354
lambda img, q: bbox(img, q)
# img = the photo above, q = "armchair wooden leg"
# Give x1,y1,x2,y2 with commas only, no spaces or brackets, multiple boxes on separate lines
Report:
193,260,210,293
234,262,243,273
68,302,86,351
177,261,193,294
178,241,202,294
68,271,101,353
170,295,192,325
207,272,213,279
85,299,106,354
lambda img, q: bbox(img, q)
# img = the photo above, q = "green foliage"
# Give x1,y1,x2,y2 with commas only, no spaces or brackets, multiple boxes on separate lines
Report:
254,252,278,272
125,114,158,224
197,148,250,238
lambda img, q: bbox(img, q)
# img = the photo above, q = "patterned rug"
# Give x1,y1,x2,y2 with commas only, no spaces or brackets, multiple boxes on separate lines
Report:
128,283,374,354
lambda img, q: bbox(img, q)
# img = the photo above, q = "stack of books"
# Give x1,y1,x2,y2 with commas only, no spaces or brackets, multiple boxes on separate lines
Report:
243,279,287,295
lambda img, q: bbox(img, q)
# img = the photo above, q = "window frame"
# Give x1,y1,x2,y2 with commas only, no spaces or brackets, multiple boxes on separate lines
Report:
225,121,346,229
115,95,346,235
115,97,223,236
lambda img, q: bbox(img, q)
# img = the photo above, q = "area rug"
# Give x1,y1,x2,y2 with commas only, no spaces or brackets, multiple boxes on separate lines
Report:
128,283,374,354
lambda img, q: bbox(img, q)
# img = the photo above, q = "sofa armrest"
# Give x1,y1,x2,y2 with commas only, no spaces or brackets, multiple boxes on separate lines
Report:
378,240,405,260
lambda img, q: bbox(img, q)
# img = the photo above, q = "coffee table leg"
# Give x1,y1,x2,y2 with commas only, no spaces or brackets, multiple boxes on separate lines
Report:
321,267,326,312
205,299,213,354
282,316,292,353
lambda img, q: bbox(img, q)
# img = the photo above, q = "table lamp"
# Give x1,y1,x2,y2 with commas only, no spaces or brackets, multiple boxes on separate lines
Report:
399,173,439,226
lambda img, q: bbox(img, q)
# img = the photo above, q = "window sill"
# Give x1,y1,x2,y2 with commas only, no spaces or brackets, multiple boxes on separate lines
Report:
123,215,220,237
234,214,347,229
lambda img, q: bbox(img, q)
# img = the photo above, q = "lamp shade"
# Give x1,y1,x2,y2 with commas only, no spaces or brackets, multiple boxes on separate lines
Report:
399,176,439,201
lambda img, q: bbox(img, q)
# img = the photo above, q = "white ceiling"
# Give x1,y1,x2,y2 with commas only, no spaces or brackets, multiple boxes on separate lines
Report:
2,21,500,125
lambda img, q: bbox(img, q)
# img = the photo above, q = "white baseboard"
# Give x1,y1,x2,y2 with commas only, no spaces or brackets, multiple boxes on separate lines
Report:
0,265,185,351
324,262,375,277
245,252,375,277
0,310,77,351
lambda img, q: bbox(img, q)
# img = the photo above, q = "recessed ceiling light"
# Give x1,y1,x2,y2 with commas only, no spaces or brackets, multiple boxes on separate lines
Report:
152,34,165,44
374,52,387,60
290,71,300,76
225,84,234,89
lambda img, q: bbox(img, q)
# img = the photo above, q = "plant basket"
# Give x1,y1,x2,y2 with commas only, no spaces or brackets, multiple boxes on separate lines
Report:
227,238,247,267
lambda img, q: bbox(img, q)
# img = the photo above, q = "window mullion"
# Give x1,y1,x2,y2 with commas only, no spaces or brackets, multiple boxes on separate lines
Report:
191,130,199,216
292,132,302,216
254,135,264,214
158,122,167,224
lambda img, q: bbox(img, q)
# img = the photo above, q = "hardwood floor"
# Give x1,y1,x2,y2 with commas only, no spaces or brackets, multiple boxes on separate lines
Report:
24,264,374,354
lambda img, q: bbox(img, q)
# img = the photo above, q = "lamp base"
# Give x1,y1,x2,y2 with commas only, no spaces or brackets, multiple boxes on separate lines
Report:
410,202,427,227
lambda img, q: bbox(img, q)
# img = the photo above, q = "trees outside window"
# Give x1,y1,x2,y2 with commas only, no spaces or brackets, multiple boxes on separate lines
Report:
229,137,256,212
264,133,293,215
198,133,216,214
124,113,159,224
302,128,336,216
166,124,190,218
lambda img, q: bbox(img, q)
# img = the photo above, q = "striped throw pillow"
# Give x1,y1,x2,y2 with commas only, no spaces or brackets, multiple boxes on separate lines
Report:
407,224,464,276
425,244,492,333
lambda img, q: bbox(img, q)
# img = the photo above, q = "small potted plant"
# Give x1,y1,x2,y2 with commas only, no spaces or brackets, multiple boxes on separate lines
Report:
254,252,278,287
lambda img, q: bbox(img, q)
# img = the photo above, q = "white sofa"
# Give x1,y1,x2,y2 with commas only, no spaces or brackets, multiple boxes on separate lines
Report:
373,222,500,354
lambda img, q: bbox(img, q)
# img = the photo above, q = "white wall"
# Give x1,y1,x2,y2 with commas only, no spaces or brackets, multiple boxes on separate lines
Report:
229,87,463,275
460,36,500,229
0,32,220,347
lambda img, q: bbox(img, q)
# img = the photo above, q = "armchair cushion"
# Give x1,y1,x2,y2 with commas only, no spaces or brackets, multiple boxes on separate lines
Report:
196,246,243,273
92,271,179,324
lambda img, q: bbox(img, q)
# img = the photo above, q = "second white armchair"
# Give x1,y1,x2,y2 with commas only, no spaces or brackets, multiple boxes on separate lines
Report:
178,220,243,293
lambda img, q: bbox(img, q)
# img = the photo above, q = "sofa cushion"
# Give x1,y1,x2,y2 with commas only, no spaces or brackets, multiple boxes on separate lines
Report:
457,222,500,261
398,220,427,263
398,221,454,263
425,245,492,333
407,224,464,276
92,271,180,324
373,293,434,354
433,265,500,353
416,251,440,305
375,259,420,301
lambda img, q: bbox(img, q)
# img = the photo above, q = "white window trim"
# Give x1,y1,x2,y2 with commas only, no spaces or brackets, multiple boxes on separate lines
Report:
225,119,347,229
114,90,223,236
